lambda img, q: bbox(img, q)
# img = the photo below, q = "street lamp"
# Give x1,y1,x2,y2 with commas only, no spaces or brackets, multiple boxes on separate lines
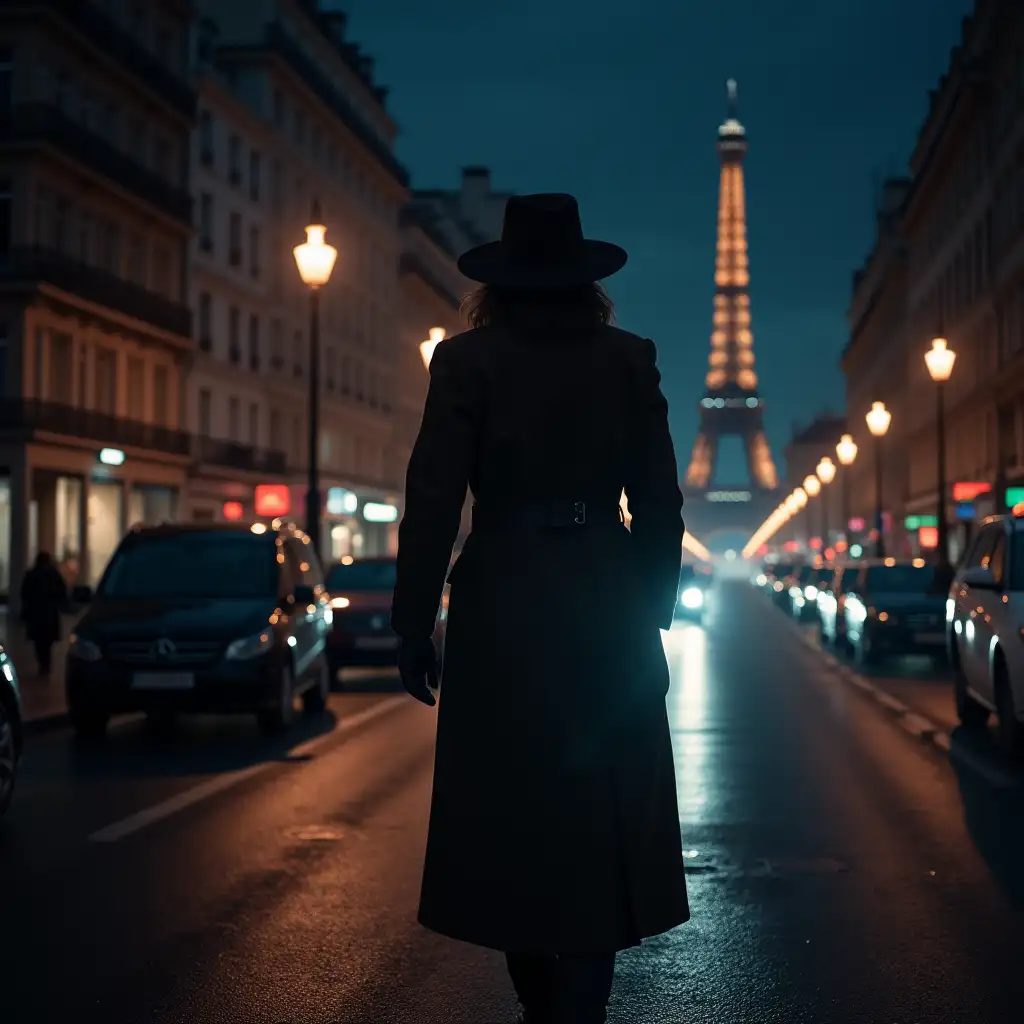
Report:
293,200,338,558
924,336,956,566
836,433,858,552
420,326,446,371
803,475,821,551
816,456,836,552
865,401,892,557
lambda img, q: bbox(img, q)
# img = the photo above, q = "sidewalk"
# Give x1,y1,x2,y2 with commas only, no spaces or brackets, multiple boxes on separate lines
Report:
0,608,79,731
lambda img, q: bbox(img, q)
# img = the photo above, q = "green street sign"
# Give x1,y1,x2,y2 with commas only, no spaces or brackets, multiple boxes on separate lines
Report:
1006,488,1024,507
904,515,938,529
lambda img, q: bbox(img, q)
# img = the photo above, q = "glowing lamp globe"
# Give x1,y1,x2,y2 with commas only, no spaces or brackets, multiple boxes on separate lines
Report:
793,487,808,508
866,401,891,438
925,336,956,382
420,327,446,371
816,456,836,485
803,475,822,497
293,221,337,288
836,433,858,466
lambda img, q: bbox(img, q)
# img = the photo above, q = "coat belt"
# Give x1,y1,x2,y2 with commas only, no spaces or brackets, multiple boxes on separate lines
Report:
471,500,624,532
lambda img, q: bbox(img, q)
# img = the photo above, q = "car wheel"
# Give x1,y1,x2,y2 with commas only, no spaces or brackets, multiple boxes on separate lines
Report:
258,663,296,735
70,707,110,742
0,696,18,818
302,657,330,715
953,649,988,728
993,653,1024,758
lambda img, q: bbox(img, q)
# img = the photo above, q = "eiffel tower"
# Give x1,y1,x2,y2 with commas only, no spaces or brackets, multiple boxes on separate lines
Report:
684,80,779,495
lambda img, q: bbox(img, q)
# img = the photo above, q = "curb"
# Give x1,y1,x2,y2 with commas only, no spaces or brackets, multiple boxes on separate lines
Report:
777,600,953,756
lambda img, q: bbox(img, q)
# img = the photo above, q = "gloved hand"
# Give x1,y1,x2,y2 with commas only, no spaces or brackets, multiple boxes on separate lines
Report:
397,636,440,707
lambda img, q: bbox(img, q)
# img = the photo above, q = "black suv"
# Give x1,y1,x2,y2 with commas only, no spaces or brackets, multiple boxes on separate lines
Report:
66,521,332,739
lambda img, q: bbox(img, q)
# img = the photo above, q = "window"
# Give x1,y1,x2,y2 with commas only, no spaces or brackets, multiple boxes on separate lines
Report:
249,225,260,278
293,330,303,376
153,364,169,426
248,313,259,370
229,211,241,266
228,134,241,185
198,292,211,350
198,387,212,436
153,135,171,181
199,192,213,251
199,111,213,166
128,232,146,286
152,247,171,299
988,531,1007,587
127,357,144,420
270,159,282,209
99,220,120,273
49,332,73,403
270,408,281,446
270,317,283,368
228,396,240,441
94,347,117,414
341,354,351,394
0,177,10,255
249,150,261,201
248,402,259,445
228,305,240,362
78,210,91,263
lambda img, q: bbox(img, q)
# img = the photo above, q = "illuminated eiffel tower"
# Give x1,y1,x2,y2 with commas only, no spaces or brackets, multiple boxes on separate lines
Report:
683,80,779,493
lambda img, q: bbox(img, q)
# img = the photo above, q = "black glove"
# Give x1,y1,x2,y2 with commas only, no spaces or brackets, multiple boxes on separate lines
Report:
397,636,439,707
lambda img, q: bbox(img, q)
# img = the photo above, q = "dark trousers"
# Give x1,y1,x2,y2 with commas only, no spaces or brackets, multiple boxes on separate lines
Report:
33,638,53,676
506,951,616,1023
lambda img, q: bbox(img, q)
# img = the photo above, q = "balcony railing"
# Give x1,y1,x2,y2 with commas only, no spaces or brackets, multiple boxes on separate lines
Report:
0,399,192,457
37,0,196,118
264,25,408,187
195,437,289,475
0,246,192,339
2,105,192,224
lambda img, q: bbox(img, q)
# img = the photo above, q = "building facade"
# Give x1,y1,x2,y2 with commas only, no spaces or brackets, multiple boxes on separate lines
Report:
189,0,411,560
780,415,847,554
0,0,196,598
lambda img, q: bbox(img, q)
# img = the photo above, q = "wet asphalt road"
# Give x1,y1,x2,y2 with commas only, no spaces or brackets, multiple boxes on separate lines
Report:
4,581,1024,1022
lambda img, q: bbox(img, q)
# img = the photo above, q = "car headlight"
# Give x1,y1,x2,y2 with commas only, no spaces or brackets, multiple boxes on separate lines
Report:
804,585,818,600
680,586,704,610
946,598,955,623
225,631,274,660
755,574,767,586
69,634,102,662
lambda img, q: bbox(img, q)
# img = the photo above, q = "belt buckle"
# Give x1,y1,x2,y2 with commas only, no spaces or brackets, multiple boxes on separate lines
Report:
573,501,586,525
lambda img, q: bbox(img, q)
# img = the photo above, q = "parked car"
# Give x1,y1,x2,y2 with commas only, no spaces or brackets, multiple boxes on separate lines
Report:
676,564,712,623
324,556,447,677
65,521,332,740
0,644,23,818
816,563,859,649
842,559,947,666
948,513,1024,755
766,562,800,606
788,565,834,621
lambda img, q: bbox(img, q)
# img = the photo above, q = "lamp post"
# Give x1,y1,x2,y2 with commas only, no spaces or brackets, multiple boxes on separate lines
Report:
293,200,338,559
865,402,892,558
420,326,446,371
816,456,836,552
803,474,821,551
836,433,858,552
924,336,956,567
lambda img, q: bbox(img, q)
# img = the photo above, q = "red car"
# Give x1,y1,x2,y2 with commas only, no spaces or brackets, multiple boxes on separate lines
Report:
325,557,447,678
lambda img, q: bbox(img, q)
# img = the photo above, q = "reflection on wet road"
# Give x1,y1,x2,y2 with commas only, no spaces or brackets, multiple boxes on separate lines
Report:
3,581,1024,1021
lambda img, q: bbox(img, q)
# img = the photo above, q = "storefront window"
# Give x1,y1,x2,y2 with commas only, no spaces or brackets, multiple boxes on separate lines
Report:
87,481,124,586
55,476,82,584
128,484,178,525
0,477,10,594
329,521,364,563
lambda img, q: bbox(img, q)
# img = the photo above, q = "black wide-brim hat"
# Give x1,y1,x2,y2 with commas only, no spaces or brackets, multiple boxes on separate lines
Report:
457,193,627,289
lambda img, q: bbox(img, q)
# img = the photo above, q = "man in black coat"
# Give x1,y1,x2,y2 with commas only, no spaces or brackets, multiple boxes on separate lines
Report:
392,194,688,1023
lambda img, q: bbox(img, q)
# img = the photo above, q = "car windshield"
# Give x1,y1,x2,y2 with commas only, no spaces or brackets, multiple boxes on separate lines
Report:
326,559,397,592
864,565,936,594
99,531,278,599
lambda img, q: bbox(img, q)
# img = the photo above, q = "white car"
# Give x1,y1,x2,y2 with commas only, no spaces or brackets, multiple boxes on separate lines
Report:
0,643,23,818
947,513,1024,755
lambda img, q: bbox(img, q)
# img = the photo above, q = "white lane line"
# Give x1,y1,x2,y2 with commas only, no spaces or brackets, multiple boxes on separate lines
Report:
872,690,909,714
900,712,937,739
932,731,952,751
89,696,407,844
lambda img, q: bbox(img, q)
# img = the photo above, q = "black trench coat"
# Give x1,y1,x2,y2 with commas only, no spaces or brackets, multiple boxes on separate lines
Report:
391,322,688,954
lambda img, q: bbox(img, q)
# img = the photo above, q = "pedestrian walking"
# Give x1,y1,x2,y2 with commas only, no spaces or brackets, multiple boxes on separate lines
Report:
392,193,688,1023
20,551,69,678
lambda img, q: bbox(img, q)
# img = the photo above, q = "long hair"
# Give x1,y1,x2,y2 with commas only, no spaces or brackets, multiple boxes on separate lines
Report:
460,283,615,335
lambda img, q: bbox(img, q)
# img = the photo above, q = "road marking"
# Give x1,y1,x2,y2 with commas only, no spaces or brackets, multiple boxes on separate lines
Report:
932,731,952,751
900,712,936,738
88,696,407,844
872,690,909,713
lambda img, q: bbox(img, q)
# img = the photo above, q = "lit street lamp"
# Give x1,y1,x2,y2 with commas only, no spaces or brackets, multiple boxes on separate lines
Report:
865,401,892,557
924,336,956,567
420,326,446,371
293,200,338,558
836,433,858,551
803,474,821,550
816,456,836,551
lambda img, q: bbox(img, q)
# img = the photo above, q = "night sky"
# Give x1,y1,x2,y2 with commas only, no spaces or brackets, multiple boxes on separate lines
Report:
344,0,972,483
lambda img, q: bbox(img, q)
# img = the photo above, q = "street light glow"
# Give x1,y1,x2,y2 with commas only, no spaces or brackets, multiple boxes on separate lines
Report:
793,487,808,508
816,457,836,485
925,336,956,382
420,326,446,371
293,220,338,288
803,474,821,497
836,433,858,466
866,401,891,438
